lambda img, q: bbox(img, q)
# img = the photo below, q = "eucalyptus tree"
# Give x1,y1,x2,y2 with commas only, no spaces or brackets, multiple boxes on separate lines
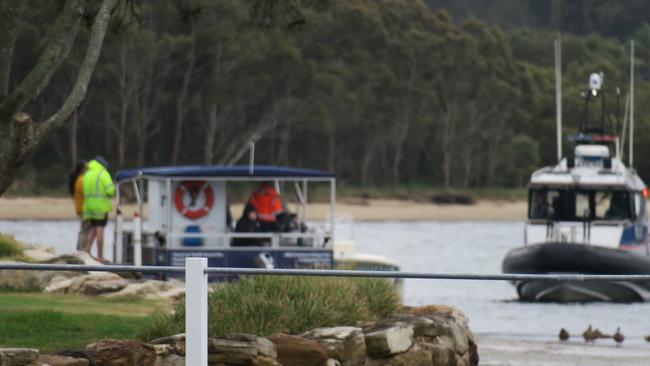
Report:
0,0,117,194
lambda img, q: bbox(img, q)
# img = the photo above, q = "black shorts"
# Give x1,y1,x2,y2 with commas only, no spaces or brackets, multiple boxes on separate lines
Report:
89,215,108,227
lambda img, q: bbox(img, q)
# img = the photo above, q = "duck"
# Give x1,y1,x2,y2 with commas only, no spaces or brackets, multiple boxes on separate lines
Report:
559,328,570,342
582,325,596,344
613,327,624,347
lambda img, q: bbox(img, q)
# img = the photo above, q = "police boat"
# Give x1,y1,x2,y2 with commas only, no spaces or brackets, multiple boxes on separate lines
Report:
112,164,400,280
502,45,650,302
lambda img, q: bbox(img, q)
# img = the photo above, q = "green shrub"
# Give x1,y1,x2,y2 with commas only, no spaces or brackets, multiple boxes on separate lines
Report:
139,276,400,341
0,234,23,259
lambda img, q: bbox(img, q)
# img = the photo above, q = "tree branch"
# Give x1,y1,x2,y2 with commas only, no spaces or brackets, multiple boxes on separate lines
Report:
0,1,26,99
0,0,85,118
34,0,118,146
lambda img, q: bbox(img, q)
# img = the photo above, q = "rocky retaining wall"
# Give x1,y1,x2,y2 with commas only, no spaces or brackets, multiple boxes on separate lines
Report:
0,306,478,366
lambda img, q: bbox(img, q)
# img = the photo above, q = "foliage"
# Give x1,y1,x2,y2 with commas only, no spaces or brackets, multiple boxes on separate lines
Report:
9,0,650,192
0,292,169,353
0,234,24,259
139,276,401,340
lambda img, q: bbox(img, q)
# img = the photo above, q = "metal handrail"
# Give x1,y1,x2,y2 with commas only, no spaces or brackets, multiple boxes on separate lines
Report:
2,263,650,282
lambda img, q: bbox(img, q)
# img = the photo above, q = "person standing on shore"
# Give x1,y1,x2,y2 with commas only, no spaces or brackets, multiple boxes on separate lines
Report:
82,156,115,262
68,161,89,251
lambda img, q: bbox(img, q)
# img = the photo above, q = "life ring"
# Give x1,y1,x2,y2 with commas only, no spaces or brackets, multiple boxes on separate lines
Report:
174,180,215,220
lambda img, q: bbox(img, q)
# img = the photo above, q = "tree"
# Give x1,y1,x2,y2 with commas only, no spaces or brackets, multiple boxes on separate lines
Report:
0,0,117,194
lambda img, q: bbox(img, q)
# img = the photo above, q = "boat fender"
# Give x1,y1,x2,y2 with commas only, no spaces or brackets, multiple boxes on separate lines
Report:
174,180,215,220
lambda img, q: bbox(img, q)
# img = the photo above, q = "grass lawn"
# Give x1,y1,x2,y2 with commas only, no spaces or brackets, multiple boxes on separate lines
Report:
0,292,171,353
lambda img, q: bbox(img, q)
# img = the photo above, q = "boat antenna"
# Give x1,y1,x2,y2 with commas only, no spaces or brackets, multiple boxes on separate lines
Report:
629,40,635,167
619,92,630,159
554,37,563,162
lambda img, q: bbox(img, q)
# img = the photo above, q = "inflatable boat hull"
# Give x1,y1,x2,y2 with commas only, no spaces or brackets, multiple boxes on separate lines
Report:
502,242,650,302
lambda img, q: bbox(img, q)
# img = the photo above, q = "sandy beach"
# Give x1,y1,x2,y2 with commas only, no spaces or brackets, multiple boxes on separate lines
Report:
0,196,527,221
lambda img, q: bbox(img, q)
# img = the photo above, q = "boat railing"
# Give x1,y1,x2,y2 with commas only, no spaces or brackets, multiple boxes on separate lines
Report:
4,260,650,365
165,231,331,248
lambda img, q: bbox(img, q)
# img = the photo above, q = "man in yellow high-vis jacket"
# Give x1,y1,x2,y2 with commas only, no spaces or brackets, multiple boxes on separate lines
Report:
83,156,115,262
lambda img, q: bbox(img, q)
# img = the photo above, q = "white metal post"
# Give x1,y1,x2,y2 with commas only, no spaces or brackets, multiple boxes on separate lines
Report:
555,38,563,162
115,209,123,263
133,212,142,266
330,179,336,246
629,40,635,167
185,257,208,366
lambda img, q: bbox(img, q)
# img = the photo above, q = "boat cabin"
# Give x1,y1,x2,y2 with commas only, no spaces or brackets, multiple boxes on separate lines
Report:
113,165,338,269
525,142,649,252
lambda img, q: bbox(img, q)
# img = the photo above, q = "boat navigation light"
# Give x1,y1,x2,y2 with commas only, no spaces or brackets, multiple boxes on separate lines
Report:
643,187,649,198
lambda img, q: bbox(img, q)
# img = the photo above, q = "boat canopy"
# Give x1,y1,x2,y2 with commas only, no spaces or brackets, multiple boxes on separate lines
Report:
116,165,334,183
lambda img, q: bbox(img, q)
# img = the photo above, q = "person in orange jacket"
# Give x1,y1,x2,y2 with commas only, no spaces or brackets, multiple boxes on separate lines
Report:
68,160,89,251
248,181,284,232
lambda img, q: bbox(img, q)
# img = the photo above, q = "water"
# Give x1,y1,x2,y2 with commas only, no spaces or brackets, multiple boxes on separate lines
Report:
2,219,650,343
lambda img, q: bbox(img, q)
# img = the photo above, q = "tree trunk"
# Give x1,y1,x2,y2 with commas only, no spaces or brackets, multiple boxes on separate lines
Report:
361,140,377,186
170,38,197,165
203,103,218,164
326,118,336,173
69,109,78,167
391,101,412,185
0,2,26,99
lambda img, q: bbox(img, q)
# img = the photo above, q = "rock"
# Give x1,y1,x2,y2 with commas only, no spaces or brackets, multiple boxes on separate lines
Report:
44,276,74,293
0,348,39,366
66,273,128,295
152,346,184,366
147,286,185,300
267,333,328,366
207,334,279,365
84,339,156,365
51,351,94,364
73,251,104,267
83,279,129,295
0,261,56,291
411,305,469,329
301,327,366,366
389,315,449,339
366,345,432,366
154,353,184,366
151,334,185,356
447,321,469,355
468,335,478,366
37,354,89,366
364,323,413,358
23,247,58,262
422,337,455,366
326,359,341,366
42,255,85,265
103,280,176,298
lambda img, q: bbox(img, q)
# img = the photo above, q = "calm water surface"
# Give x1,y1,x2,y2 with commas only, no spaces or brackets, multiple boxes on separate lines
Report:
2,219,649,343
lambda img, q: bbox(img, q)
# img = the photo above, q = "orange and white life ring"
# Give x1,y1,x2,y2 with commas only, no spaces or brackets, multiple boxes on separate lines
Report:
174,180,214,220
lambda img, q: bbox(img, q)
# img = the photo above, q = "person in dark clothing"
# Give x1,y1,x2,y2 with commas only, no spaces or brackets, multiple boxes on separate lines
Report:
232,204,265,246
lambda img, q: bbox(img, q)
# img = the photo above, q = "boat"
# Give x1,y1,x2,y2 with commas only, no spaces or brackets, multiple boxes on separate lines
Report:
112,164,400,281
502,40,650,302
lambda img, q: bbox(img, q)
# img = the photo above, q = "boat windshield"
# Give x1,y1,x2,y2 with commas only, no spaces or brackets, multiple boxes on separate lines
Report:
529,189,634,221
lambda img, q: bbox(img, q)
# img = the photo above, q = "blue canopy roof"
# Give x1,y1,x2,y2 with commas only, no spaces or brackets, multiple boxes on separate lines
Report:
116,165,334,182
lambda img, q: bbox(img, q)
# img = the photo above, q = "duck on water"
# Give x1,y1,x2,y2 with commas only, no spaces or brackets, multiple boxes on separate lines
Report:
502,41,650,303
